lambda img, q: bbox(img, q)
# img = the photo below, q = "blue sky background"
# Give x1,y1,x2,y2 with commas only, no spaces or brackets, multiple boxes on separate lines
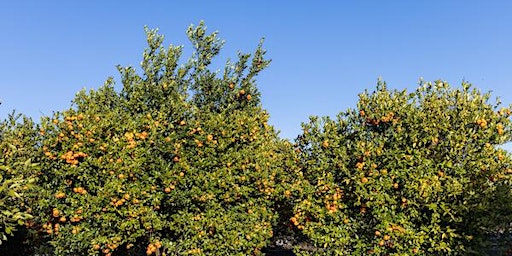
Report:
1,1,512,147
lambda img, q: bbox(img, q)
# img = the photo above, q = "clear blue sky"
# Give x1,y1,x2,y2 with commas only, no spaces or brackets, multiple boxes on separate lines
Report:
1,1,512,144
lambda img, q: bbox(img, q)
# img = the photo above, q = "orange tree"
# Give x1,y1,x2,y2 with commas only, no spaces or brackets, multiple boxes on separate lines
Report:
29,22,299,255
0,113,38,248
292,81,512,255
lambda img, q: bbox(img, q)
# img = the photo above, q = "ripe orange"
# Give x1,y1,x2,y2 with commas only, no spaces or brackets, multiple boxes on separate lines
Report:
55,192,66,199
52,208,60,217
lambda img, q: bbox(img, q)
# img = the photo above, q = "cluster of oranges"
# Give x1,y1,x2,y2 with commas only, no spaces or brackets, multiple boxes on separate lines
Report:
42,222,59,235
229,86,252,101
289,215,304,230
110,195,130,207
55,192,66,199
124,132,137,149
362,111,397,126
498,107,512,117
146,241,162,255
476,118,487,128
60,151,87,166
164,185,175,193
324,189,344,214
497,123,505,135
72,186,87,195
380,112,395,123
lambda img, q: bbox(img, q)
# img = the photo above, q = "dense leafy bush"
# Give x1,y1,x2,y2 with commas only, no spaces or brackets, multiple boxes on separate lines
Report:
292,81,512,255
29,22,298,255
2,22,512,256
0,114,38,245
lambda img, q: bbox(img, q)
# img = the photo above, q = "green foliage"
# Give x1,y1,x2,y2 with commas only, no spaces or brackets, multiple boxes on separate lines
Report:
293,81,512,255
3,21,512,256
0,113,38,245
30,21,293,256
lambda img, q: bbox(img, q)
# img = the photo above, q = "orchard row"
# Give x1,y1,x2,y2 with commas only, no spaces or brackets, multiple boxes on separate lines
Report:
0,22,511,255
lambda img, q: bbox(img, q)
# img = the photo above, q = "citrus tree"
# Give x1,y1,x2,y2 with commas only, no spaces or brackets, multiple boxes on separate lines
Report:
30,22,298,256
0,113,38,248
292,81,512,255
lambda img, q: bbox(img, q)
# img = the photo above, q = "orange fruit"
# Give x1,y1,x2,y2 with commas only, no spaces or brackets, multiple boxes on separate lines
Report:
52,208,60,217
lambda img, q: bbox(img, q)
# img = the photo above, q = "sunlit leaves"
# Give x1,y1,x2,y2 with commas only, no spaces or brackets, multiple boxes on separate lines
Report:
294,81,512,255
